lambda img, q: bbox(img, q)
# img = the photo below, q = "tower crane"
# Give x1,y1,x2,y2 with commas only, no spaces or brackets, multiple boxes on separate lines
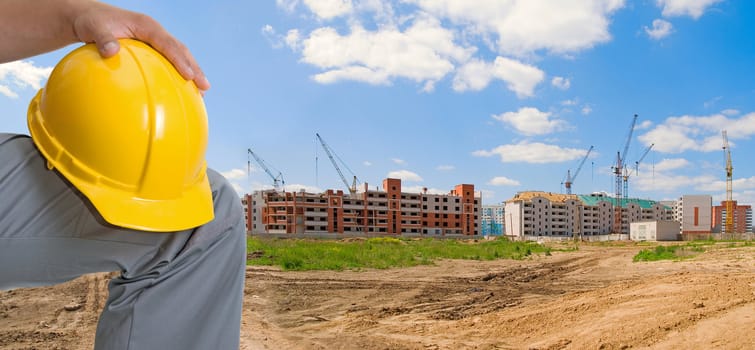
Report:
563,145,594,195
316,133,359,194
722,130,734,234
247,148,284,191
623,143,654,200
612,114,638,233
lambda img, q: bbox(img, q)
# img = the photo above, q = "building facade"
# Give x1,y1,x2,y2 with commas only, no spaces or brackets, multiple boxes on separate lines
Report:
242,179,481,236
675,195,712,237
503,191,674,239
481,204,505,236
712,200,753,233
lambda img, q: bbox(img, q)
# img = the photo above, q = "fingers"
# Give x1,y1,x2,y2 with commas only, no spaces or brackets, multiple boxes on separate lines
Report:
98,40,120,58
130,15,211,91
73,4,210,91
153,36,211,91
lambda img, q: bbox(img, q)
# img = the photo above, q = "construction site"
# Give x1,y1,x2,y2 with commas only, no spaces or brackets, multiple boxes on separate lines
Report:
2,119,753,350
243,118,752,240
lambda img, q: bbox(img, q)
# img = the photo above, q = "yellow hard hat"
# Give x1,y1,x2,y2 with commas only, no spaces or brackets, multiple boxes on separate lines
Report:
27,39,214,232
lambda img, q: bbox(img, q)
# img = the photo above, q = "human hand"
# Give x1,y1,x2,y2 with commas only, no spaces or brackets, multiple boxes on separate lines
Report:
71,2,210,91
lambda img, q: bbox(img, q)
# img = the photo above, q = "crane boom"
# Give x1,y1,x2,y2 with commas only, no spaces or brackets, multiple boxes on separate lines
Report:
247,148,284,191
620,114,638,166
634,143,654,175
564,145,593,194
722,130,734,234
316,133,358,194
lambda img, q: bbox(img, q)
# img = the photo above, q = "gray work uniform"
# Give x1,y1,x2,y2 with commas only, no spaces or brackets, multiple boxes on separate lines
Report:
0,133,246,350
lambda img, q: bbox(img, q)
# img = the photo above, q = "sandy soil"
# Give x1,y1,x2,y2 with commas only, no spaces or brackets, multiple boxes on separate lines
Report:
2,242,754,350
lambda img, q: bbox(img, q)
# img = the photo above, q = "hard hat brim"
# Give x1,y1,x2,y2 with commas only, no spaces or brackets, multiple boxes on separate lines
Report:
80,171,215,232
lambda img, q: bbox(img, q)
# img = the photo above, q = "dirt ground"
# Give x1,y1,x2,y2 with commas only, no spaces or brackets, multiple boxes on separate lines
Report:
2,242,754,350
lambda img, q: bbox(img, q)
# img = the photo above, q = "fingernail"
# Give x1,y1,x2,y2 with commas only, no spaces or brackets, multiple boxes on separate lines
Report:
100,41,119,57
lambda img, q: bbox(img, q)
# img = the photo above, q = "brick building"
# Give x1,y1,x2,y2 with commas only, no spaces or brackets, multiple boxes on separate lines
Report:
712,200,753,233
242,178,481,236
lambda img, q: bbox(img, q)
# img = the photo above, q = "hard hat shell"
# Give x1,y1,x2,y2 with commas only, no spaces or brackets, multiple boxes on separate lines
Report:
27,39,214,232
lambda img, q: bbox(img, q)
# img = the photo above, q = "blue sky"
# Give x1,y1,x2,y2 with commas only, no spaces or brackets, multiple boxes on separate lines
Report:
2,0,754,206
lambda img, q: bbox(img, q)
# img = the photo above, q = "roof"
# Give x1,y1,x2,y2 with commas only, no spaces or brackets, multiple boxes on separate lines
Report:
506,191,670,210
506,191,578,203
577,194,665,209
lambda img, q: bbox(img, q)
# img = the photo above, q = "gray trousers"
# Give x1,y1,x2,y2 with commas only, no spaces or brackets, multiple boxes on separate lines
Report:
0,133,246,350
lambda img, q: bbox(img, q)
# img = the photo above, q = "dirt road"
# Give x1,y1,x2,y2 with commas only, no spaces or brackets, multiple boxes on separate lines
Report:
2,243,754,349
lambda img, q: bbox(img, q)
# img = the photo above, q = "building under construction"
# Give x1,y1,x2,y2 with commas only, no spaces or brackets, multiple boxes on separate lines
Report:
242,178,480,236
504,191,674,239
713,200,753,235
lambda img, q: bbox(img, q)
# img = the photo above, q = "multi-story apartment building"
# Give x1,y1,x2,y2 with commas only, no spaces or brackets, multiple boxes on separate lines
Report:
712,200,753,233
481,204,505,236
675,195,712,237
242,178,481,236
503,191,674,238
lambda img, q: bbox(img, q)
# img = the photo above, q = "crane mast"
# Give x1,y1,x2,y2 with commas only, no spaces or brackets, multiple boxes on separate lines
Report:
722,130,734,234
564,145,594,194
247,148,284,191
613,114,638,233
316,133,358,194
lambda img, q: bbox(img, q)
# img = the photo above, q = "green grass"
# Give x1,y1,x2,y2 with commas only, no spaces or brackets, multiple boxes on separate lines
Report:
633,243,707,262
247,236,552,271
633,239,755,262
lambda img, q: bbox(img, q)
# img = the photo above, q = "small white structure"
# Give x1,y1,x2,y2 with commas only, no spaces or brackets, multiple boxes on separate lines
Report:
630,221,680,241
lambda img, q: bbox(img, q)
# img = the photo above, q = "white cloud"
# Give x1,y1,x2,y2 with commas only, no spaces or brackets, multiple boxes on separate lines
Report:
488,176,521,186
285,29,302,51
406,0,625,56
280,0,625,97
436,165,455,171
221,168,247,180
387,169,423,182
639,112,755,153
0,60,52,99
302,0,353,19
452,56,544,97
452,59,493,91
491,57,544,98
363,161,372,166
391,158,406,165
656,0,722,19
645,19,673,40
652,158,690,172
282,183,324,193
581,105,593,115
636,120,654,130
493,107,567,136
300,15,474,88
551,76,571,90
276,0,299,13
402,185,448,195
261,25,284,49
472,141,588,164
632,171,718,193
562,99,578,106
313,66,391,85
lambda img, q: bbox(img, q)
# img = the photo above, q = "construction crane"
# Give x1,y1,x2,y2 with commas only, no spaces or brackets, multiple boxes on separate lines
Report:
563,145,594,194
612,114,638,233
722,130,734,234
623,143,654,199
316,133,359,194
247,148,284,191
634,143,655,175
